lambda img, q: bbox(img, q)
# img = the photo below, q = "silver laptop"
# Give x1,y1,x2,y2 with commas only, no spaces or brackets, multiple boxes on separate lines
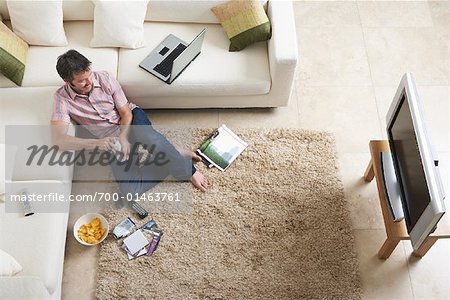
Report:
139,28,206,84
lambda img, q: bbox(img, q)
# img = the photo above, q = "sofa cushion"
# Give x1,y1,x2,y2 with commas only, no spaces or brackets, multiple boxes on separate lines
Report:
0,144,4,194
63,0,94,21
0,143,16,194
0,180,70,295
211,0,271,52
90,0,148,49
0,87,58,142
0,21,28,86
0,87,74,181
6,0,68,46
0,21,118,88
118,22,270,99
0,277,51,300
0,248,22,276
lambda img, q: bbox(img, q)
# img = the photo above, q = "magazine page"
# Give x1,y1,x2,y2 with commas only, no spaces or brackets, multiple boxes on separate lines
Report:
197,125,248,171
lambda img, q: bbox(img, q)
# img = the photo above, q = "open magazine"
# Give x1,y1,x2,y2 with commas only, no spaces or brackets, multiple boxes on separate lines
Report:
197,125,248,171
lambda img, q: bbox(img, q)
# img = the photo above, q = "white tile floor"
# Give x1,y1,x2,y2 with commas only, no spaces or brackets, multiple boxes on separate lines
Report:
62,1,450,299
294,1,450,299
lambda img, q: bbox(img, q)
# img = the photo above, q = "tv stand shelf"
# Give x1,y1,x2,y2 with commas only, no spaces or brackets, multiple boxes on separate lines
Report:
364,140,450,259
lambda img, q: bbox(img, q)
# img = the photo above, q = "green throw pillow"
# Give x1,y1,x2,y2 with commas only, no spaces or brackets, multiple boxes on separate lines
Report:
212,0,272,52
0,22,28,86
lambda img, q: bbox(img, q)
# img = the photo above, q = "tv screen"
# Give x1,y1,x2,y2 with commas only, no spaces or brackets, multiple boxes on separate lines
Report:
388,94,431,231
386,73,445,250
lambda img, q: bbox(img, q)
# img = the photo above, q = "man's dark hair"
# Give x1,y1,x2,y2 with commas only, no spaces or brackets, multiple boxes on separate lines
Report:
56,49,92,81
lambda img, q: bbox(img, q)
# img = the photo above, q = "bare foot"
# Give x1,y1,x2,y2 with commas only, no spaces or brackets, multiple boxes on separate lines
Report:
175,145,202,163
191,171,208,192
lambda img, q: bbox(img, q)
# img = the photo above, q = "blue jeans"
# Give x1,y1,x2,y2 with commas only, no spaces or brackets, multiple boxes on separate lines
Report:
111,107,195,196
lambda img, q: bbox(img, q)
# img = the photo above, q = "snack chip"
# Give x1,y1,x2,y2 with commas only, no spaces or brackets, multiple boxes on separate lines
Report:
77,217,107,244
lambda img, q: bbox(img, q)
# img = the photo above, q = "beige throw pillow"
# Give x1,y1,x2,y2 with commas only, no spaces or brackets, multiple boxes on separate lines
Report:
211,0,271,52
90,0,149,49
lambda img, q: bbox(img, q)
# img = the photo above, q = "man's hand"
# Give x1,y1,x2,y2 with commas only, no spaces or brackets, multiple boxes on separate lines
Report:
119,136,131,161
96,137,117,151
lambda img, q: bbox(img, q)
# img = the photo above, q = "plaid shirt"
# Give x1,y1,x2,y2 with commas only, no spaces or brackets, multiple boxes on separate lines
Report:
51,71,136,138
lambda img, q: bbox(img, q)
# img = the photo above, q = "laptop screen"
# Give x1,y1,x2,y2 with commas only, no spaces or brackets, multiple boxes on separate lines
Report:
170,29,206,82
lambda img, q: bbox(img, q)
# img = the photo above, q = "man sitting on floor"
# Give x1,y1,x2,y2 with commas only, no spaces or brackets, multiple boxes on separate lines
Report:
50,49,209,196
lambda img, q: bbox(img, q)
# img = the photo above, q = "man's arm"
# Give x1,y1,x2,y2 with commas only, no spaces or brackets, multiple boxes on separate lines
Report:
51,120,116,151
116,104,133,160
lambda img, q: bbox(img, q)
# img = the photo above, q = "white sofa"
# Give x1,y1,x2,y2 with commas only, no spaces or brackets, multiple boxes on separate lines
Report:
0,0,297,299
0,184,71,300
0,89,73,300
0,0,298,108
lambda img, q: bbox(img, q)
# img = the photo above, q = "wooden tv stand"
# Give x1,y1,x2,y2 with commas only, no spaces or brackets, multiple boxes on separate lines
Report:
364,140,450,259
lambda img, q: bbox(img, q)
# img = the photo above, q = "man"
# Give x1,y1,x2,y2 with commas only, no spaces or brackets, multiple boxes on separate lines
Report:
51,49,208,197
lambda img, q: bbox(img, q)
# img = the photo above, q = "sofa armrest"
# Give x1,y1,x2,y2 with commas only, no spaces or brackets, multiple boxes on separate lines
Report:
267,0,298,106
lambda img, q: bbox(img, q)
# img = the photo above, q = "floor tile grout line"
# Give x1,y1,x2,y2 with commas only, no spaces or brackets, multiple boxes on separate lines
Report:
292,81,302,124
427,0,439,33
402,241,418,300
357,2,384,142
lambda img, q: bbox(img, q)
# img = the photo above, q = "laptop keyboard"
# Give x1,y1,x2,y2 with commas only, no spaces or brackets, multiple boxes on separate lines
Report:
153,43,187,77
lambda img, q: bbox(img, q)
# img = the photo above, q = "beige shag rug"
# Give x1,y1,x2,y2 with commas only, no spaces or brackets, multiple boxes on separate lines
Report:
95,129,361,299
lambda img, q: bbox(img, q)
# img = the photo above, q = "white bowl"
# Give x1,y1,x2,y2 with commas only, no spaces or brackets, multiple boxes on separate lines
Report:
73,213,109,246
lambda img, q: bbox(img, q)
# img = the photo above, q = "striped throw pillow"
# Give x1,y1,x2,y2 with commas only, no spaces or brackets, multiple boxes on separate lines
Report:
0,22,28,86
212,0,271,52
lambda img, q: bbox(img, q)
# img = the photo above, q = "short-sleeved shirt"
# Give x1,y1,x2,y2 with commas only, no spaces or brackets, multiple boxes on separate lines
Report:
52,70,137,138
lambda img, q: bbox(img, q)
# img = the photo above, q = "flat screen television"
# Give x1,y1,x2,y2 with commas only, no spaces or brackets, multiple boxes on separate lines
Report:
383,72,446,251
